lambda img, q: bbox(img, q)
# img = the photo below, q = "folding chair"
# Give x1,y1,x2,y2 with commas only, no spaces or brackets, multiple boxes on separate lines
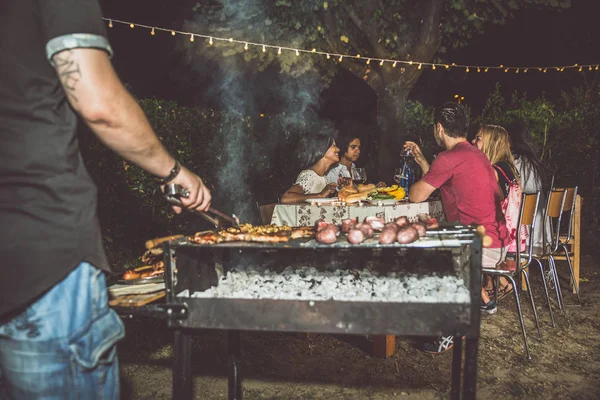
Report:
483,191,542,359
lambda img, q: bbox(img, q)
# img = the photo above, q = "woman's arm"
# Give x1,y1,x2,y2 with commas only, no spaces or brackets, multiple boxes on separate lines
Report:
280,183,337,204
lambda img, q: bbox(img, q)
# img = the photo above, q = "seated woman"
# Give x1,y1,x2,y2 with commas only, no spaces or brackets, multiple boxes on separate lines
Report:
280,135,340,204
505,121,551,248
473,124,524,302
326,134,361,184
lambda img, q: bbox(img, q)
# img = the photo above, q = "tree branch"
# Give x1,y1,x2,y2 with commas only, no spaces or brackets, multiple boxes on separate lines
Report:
343,5,387,59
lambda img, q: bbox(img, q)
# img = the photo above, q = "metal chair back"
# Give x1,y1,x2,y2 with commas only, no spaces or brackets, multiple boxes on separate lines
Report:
556,187,578,245
516,191,541,272
544,189,567,254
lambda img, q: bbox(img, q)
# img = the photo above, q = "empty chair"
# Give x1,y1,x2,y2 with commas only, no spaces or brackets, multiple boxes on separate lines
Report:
483,191,542,359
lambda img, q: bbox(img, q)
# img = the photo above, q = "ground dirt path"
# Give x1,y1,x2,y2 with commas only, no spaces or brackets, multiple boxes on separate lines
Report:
118,255,600,399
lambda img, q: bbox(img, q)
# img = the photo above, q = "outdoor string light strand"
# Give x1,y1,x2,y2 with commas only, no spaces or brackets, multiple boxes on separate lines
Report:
103,18,600,73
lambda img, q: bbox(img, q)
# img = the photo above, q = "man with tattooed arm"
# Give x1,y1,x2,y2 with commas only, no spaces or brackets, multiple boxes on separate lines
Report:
0,0,211,397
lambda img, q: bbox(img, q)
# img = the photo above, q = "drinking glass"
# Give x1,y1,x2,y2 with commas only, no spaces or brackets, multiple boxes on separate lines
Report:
352,168,367,185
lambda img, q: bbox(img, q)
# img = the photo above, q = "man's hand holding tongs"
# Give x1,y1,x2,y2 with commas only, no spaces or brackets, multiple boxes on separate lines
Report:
163,163,211,214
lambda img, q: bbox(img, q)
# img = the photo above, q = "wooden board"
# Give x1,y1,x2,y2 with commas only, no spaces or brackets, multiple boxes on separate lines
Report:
373,335,396,358
109,291,166,307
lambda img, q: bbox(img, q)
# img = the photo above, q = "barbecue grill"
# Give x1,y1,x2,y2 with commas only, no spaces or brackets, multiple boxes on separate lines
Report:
115,223,482,400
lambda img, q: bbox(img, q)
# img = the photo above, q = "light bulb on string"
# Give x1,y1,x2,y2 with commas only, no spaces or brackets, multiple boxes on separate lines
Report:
295,49,299,56
244,43,248,51
189,34,194,42
366,59,371,65
409,61,413,65
445,64,450,69
484,67,489,72
339,55,343,62
312,48,316,53
262,45,266,52
504,68,509,73
393,61,397,67
516,68,519,74
543,68,548,73
326,54,330,59
589,66,593,71
524,68,528,73
129,23,134,28
209,37,213,45
579,66,583,72
171,30,176,36
151,28,155,36
418,63,422,70
229,38,233,43
596,65,599,71
380,60,384,66
431,64,436,70
465,66,469,72
108,20,113,28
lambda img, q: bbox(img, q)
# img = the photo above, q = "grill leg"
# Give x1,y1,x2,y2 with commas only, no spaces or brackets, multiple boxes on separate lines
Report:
463,337,479,400
173,329,193,400
450,335,463,400
228,330,242,400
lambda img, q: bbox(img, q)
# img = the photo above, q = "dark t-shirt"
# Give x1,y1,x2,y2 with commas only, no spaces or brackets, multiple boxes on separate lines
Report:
421,142,508,248
0,0,112,319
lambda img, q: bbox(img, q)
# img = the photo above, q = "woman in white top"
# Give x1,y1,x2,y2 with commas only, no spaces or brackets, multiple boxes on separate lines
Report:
506,122,551,248
280,135,340,203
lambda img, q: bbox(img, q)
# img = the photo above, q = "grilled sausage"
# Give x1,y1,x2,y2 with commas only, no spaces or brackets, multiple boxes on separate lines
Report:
412,222,427,238
341,217,358,233
394,216,409,227
123,270,141,280
347,228,366,244
356,222,374,238
316,226,338,244
364,216,385,231
396,226,419,244
378,226,398,244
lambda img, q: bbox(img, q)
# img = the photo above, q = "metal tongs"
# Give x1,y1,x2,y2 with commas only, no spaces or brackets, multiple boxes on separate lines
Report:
164,183,240,229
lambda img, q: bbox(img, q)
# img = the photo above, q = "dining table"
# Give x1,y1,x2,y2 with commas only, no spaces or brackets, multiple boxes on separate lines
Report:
270,198,445,226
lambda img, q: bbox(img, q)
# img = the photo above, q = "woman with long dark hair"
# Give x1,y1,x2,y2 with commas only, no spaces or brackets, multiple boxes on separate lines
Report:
280,134,340,203
505,121,550,248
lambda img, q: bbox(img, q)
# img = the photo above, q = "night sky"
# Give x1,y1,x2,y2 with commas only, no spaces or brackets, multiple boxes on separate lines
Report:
100,0,599,117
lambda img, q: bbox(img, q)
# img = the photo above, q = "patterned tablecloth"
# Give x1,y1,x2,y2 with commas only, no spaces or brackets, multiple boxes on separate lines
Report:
271,200,445,226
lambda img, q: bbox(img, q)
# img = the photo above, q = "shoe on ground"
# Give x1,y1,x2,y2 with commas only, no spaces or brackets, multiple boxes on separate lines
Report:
481,299,498,315
421,335,454,354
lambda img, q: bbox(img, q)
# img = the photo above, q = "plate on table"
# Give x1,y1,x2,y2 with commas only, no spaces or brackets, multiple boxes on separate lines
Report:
305,198,339,205
366,199,398,206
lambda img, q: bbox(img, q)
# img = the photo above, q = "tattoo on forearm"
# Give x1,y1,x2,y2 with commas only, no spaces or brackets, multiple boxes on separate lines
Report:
54,50,82,103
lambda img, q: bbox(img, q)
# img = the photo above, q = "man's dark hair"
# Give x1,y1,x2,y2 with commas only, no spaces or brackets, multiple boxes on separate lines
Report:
434,102,469,138
337,133,361,159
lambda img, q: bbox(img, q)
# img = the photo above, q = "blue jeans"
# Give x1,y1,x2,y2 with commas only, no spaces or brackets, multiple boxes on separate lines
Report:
0,262,125,399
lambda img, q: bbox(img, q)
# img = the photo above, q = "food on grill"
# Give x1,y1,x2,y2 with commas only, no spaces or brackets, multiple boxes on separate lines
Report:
315,219,330,232
355,222,374,238
397,226,419,244
347,228,366,244
394,216,409,227
364,216,385,230
141,247,164,264
378,224,399,244
412,222,427,238
189,224,316,244
123,270,141,280
316,226,339,244
341,217,358,233
418,213,440,229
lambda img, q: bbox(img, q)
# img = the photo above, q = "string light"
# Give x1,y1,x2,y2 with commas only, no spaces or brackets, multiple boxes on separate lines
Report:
101,18,600,75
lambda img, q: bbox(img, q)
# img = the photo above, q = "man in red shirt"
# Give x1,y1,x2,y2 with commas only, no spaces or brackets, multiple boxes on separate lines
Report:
404,102,508,353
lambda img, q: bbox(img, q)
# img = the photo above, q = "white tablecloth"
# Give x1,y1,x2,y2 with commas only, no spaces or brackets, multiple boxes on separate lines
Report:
271,200,445,226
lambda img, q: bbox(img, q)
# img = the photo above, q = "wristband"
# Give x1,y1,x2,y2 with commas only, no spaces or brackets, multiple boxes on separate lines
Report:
156,161,181,185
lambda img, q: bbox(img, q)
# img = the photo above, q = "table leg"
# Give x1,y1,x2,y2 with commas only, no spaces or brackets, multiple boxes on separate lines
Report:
571,195,581,294
463,338,479,400
173,329,193,400
373,335,396,358
450,336,463,400
228,330,242,400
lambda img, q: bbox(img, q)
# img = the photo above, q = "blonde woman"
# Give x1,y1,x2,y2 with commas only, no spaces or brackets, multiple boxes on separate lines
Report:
473,124,526,301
